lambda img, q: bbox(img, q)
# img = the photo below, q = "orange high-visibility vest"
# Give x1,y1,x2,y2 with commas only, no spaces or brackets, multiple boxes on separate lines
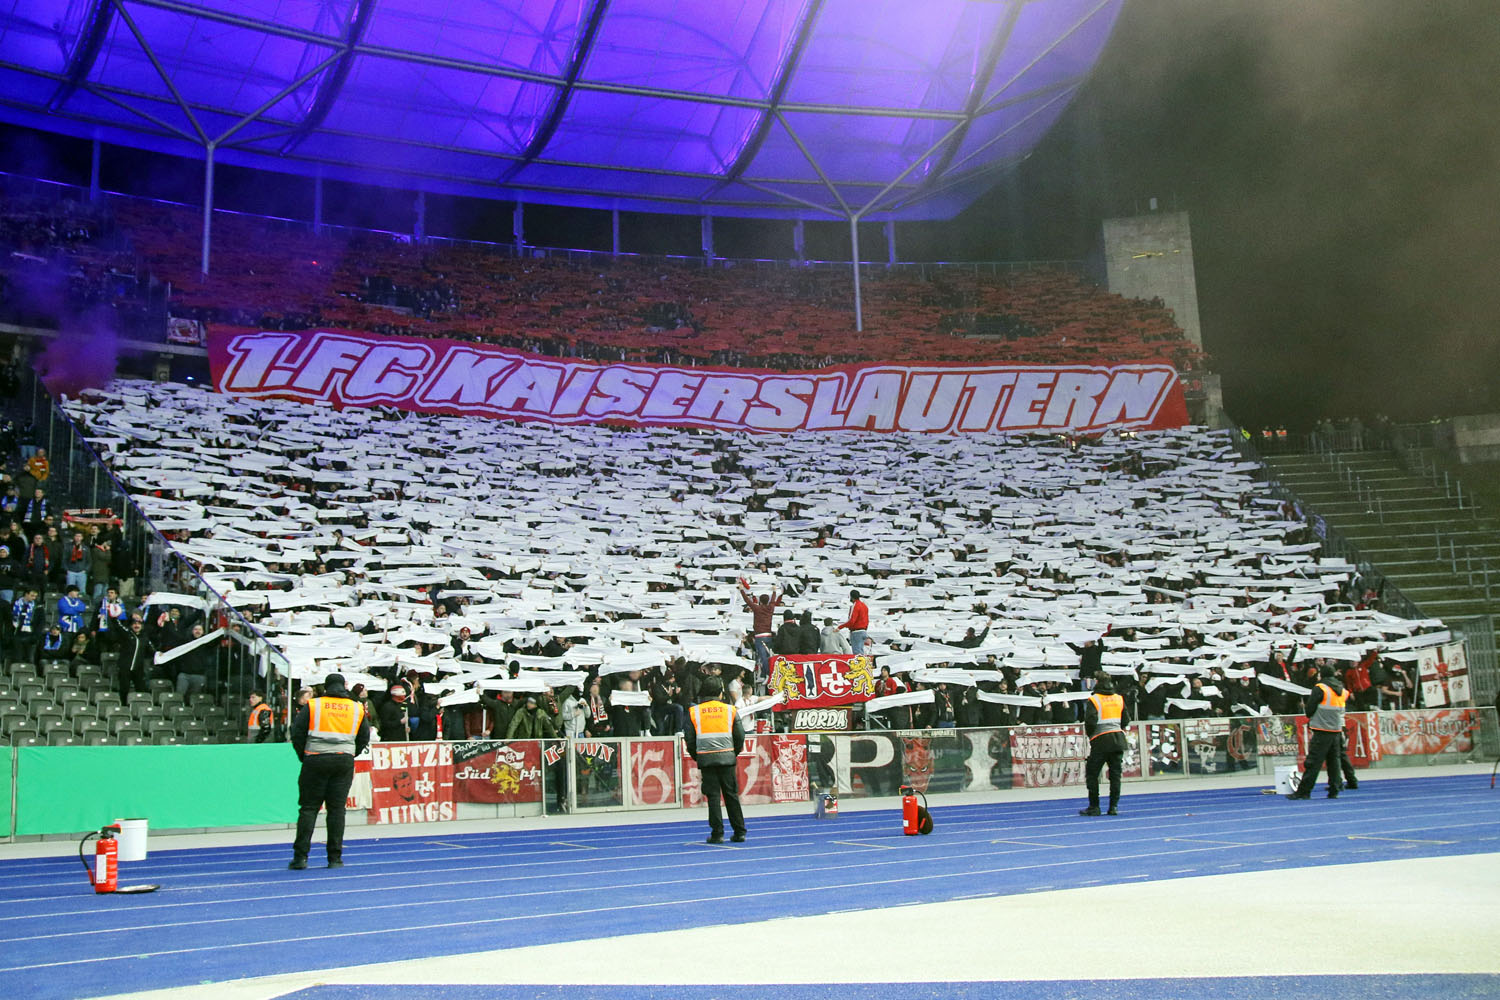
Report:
1088,693,1124,741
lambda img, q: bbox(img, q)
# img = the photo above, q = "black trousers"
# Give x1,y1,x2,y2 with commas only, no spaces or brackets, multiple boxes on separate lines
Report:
1296,728,1342,796
699,763,746,838
1084,746,1124,811
1338,733,1357,784
293,753,355,861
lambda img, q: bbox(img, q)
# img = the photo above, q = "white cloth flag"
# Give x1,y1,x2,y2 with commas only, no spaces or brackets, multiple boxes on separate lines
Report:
1258,674,1312,696
866,689,934,713
153,627,227,665
1165,698,1213,712
977,691,1043,708
609,689,652,707
737,693,783,717
1044,690,1092,705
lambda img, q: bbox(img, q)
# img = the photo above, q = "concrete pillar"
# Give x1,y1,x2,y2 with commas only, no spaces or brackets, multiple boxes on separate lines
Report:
885,219,896,266
414,190,426,243
89,138,102,203
792,219,805,261
700,215,714,259
612,208,621,256
200,144,215,276
313,174,324,235
513,201,525,249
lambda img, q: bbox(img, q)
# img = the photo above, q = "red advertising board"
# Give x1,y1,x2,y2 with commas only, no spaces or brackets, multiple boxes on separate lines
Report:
1378,709,1479,756
627,739,680,807
207,327,1188,435
368,742,455,824
682,734,808,806
769,654,878,710
1008,724,1143,788
453,740,543,804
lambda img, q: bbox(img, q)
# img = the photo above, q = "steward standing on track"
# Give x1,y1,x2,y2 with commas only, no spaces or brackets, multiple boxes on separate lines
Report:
289,672,371,870
1079,676,1130,816
685,676,747,844
1289,668,1346,800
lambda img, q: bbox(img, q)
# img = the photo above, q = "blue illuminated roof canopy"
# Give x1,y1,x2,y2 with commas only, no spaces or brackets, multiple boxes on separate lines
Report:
0,0,1122,220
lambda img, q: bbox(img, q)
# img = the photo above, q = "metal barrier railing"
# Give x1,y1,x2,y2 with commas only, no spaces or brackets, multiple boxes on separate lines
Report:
17,367,295,738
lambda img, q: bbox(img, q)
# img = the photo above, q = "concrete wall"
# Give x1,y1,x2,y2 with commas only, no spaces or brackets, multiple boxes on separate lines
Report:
1101,211,1204,348
1452,413,1500,463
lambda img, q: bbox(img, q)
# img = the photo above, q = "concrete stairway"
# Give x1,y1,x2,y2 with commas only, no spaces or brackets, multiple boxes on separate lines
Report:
1262,450,1500,650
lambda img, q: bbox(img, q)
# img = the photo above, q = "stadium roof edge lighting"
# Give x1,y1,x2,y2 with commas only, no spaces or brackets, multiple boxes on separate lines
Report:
0,0,1122,222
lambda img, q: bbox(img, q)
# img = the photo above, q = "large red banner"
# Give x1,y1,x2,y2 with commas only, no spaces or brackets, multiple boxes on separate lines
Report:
1378,709,1480,756
207,327,1188,434
682,734,808,806
453,740,543,804
368,742,455,824
770,654,878,710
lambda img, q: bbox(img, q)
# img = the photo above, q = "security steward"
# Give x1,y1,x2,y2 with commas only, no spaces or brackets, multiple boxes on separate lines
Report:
685,676,747,844
1289,667,1346,800
1079,676,1130,816
289,673,371,869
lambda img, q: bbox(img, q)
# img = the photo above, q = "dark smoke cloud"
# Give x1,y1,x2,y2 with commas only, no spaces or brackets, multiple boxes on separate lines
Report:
34,315,121,399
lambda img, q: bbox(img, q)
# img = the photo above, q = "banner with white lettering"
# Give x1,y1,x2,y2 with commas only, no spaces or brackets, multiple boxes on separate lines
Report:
452,740,543,804
208,327,1188,434
368,742,455,824
770,654,878,710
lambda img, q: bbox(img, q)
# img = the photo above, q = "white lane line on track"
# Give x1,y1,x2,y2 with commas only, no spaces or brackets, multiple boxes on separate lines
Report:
0,788,1471,898
547,842,599,850
0,811,1488,927
0,783,1470,893
2,818,1490,959
1164,838,1254,847
1349,835,1458,845
989,839,1063,848
0,778,1466,879
832,841,897,850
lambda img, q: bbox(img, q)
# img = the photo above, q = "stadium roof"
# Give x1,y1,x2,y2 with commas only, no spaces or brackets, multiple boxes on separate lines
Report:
0,0,1122,221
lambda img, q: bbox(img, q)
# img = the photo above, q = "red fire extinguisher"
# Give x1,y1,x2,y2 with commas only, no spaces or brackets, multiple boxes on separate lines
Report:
900,785,933,835
79,825,160,895
84,824,119,893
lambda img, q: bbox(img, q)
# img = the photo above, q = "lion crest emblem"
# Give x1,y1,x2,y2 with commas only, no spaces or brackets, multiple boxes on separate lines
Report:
769,656,804,701
845,655,875,697
489,761,521,796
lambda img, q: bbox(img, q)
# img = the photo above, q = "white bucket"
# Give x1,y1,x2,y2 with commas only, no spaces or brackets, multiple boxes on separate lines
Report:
114,818,148,862
1274,765,1301,796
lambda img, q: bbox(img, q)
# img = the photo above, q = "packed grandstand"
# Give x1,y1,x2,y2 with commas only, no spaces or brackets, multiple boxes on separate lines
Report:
0,184,1455,755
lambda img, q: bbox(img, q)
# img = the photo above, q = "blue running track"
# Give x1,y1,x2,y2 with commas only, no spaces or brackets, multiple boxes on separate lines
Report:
0,775,1494,1000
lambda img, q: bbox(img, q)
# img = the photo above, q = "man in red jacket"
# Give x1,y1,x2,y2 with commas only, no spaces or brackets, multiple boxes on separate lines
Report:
839,590,869,656
738,579,781,677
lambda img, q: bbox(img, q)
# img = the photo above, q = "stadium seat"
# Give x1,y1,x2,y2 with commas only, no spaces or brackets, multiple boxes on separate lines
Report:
49,733,78,746
93,692,123,714
0,709,28,735
60,691,91,714
74,718,106,738
37,719,68,738
17,681,45,703
148,679,173,695
179,719,206,736
154,734,181,745
118,733,149,746
187,733,215,745
131,701,162,721
13,735,44,747
106,710,134,734
34,705,65,726
157,692,185,713
84,732,111,746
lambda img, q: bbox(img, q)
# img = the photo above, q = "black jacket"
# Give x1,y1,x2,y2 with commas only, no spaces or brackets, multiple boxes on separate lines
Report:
772,621,802,655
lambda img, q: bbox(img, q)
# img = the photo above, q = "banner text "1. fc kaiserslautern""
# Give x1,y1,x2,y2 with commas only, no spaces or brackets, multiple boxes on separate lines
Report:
208,328,1189,434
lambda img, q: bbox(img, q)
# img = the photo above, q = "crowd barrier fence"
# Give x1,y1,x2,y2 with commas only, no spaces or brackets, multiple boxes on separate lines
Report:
4,707,1493,840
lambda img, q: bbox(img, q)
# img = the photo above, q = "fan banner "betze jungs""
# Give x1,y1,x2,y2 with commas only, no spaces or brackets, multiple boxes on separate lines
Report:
208,328,1188,434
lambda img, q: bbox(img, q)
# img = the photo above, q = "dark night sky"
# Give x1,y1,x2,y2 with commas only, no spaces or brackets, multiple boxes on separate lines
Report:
3,0,1498,429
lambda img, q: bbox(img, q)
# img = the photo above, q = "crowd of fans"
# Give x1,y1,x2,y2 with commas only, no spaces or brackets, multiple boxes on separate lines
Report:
56,379,1450,750
0,194,1206,374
